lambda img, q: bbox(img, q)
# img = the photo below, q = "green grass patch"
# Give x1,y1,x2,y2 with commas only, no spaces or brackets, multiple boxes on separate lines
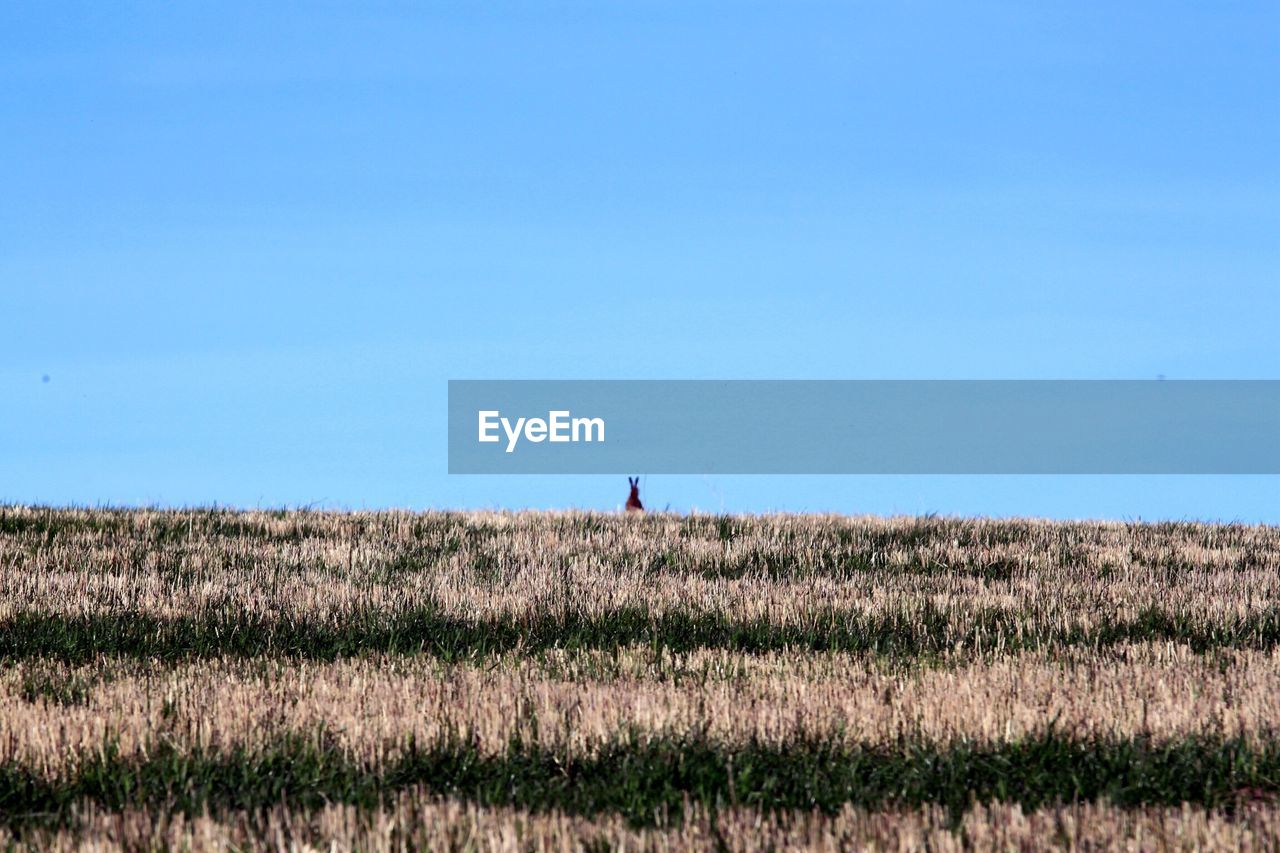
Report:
2,605,1280,663
1,733,1278,830
17,665,95,707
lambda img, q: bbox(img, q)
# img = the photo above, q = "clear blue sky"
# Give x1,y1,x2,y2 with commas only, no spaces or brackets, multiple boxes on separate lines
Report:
3,2,1277,521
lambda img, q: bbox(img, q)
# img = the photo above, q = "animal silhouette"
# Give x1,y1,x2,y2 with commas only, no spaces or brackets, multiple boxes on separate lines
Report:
625,476,644,513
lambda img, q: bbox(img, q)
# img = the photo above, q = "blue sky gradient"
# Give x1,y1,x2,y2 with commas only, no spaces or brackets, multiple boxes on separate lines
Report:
3,2,1277,520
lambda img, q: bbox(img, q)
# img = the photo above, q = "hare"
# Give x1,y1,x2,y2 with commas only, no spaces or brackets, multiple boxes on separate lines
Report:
625,476,644,513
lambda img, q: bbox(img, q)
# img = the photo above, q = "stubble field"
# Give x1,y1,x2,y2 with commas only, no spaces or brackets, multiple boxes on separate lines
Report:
1,506,1278,850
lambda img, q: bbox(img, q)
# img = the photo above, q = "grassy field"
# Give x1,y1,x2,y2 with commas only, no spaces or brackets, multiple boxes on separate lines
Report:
1,506,1278,850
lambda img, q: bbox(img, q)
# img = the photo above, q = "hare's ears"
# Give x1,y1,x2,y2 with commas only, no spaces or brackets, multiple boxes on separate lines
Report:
628,476,638,487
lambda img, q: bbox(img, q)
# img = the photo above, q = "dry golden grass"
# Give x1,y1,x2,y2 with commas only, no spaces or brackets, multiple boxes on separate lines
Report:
3,643,1278,774
3,507,1280,848
4,796,1279,852
1,508,1277,631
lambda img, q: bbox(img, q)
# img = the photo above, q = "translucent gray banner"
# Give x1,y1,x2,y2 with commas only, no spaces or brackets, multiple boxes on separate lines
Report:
447,380,1280,474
